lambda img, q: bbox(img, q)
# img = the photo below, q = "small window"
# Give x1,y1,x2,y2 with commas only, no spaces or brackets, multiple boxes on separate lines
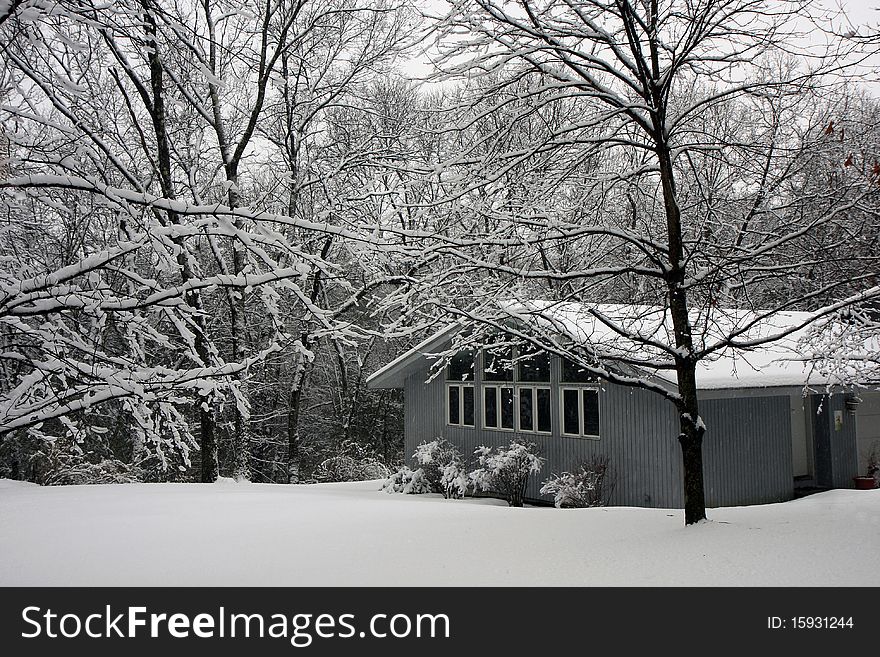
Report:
583,389,600,436
560,386,600,438
517,351,550,382
536,388,552,433
448,385,459,425
519,387,534,432
483,385,514,430
500,386,514,430
463,386,475,426
561,357,598,383
446,384,474,427
447,350,475,381
518,386,552,434
562,388,580,435
483,345,514,381
484,386,497,428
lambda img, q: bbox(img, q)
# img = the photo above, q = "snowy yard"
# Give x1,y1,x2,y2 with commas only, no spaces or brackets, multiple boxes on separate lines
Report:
1,478,878,587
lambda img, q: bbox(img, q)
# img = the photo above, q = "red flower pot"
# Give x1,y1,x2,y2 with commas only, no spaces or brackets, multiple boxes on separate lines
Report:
853,476,878,490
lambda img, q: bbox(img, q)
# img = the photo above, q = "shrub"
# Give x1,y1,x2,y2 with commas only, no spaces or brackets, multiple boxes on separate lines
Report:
30,439,137,486
540,455,615,508
413,438,468,499
381,465,431,494
314,455,391,482
440,460,468,500
867,441,879,481
469,440,544,507
314,441,392,483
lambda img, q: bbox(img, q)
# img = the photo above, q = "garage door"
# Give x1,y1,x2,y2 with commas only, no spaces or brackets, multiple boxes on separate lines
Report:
856,391,880,475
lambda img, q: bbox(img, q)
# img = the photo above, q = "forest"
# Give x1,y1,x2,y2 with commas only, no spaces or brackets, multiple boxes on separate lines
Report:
0,0,878,524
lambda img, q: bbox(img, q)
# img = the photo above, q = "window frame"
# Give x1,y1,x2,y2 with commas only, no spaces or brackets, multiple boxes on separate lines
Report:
559,385,601,440
516,385,552,435
445,382,475,428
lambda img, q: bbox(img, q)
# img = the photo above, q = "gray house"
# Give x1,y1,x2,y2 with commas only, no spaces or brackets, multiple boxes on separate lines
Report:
367,304,872,508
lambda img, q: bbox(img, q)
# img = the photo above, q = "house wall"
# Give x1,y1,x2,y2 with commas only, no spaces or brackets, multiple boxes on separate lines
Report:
403,357,794,508
855,391,880,476
811,393,859,488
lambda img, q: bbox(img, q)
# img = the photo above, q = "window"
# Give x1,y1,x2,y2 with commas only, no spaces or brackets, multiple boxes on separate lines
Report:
483,345,514,381
483,385,515,430
448,350,475,382
518,386,552,433
560,386,600,438
446,383,475,427
561,357,598,383
517,351,550,382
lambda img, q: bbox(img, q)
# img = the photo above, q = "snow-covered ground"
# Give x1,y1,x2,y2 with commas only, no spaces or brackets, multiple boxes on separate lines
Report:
1,478,877,586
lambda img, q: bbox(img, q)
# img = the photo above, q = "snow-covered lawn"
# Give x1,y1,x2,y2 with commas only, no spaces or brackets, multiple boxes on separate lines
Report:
1,478,878,586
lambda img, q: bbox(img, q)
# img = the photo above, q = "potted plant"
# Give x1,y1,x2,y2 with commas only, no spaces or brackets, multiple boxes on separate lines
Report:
853,442,879,490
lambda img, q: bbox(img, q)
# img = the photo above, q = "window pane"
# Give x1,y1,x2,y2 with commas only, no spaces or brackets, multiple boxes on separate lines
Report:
561,358,598,383
583,389,600,436
500,387,515,429
448,385,460,425
448,350,474,381
483,345,514,381
562,389,579,435
463,386,475,426
536,388,552,433
517,351,550,382
484,386,498,428
519,388,534,432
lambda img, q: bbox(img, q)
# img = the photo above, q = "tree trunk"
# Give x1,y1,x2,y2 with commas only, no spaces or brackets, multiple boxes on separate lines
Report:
140,0,218,481
286,353,311,484
227,183,251,482
199,405,218,482
678,415,706,525
656,136,708,525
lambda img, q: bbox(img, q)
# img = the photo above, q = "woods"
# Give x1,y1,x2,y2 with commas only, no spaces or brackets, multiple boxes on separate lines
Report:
1,0,879,525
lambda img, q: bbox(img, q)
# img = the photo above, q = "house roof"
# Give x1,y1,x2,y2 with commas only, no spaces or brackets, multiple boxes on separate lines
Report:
366,302,847,391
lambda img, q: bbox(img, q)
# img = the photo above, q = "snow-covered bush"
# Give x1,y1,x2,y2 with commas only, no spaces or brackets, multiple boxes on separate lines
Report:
43,458,136,486
867,441,879,482
381,465,431,494
469,441,544,507
413,438,468,498
314,455,391,482
440,461,469,499
540,455,615,508
313,440,392,483
29,438,137,486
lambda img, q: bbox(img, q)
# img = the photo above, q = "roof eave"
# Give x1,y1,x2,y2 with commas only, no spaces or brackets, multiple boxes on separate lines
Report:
366,324,460,389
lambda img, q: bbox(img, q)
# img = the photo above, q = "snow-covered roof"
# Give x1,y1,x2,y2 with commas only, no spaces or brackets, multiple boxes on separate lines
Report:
366,302,847,391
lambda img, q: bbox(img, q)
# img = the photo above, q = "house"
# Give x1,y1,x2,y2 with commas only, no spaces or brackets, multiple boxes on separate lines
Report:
367,303,877,508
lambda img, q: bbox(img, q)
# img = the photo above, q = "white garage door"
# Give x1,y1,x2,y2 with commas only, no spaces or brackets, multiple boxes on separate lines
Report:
856,391,880,475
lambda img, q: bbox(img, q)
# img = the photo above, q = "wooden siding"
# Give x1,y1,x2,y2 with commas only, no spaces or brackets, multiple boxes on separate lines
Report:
404,355,796,508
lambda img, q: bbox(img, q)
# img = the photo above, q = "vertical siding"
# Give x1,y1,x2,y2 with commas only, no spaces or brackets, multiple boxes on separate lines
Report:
811,393,859,488
404,360,797,508
701,396,792,506
831,394,859,488
601,385,682,508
